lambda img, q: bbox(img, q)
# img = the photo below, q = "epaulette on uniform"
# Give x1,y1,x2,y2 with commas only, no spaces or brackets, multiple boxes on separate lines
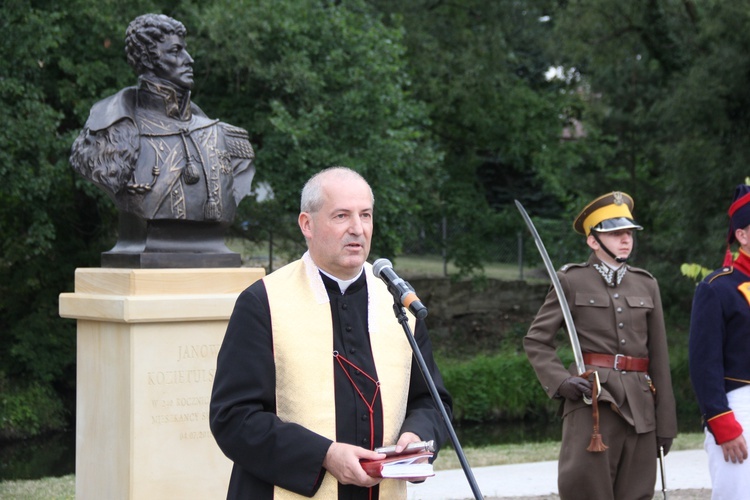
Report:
222,123,255,160
560,262,588,273
627,266,656,280
706,266,734,284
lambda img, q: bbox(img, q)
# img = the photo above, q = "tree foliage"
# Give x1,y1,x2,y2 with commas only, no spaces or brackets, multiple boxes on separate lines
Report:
181,0,445,258
540,0,750,311
6,0,750,436
1,0,164,435
370,0,578,273
1,0,447,435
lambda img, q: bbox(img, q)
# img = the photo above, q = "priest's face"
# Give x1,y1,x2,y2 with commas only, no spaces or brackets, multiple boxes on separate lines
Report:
299,174,373,280
151,34,194,90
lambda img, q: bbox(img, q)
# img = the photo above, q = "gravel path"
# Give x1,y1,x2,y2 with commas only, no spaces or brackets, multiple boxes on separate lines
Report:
484,489,711,500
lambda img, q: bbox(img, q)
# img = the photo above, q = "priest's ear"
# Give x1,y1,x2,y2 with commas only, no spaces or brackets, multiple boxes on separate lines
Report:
298,211,314,243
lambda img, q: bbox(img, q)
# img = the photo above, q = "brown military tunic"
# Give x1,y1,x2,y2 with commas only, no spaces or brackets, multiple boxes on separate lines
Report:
524,254,677,499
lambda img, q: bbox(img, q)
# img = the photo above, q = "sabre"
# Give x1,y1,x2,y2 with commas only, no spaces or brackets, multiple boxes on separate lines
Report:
515,200,600,403
659,445,668,499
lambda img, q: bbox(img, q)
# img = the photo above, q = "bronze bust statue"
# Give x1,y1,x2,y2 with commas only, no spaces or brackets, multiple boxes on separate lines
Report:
70,14,255,268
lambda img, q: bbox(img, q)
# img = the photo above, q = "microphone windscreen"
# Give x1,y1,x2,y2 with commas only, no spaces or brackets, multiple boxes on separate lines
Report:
372,258,393,278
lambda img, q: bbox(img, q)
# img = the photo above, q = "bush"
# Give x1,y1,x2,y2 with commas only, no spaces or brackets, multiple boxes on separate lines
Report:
669,344,703,432
439,352,561,422
440,342,701,431
0,377,68,440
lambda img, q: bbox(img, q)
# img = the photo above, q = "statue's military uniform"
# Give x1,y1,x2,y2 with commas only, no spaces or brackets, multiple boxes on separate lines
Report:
71,77,255,222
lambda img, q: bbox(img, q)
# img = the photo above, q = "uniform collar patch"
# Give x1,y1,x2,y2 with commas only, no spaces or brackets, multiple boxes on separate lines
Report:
593,262,627,287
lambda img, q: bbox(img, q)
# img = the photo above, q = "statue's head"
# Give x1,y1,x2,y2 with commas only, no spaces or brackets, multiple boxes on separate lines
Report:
125,14,193,90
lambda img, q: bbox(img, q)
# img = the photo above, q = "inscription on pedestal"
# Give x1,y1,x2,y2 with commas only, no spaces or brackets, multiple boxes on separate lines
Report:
131,326,232,498
145,343,220,439
147,344,219,440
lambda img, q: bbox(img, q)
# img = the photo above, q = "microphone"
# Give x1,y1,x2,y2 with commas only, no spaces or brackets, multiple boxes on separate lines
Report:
372,258,428,319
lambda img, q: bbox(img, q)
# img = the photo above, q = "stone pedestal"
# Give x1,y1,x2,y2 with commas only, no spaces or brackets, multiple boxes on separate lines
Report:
59,267,264,500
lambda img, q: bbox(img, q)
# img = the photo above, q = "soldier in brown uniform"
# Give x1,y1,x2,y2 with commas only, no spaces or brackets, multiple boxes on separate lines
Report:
523,192,677,499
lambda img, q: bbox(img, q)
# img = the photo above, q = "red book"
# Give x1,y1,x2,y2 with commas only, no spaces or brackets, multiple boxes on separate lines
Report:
360,450,435,479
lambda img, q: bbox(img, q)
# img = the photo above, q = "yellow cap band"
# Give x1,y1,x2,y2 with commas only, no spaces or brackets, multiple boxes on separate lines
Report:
582,203,634,236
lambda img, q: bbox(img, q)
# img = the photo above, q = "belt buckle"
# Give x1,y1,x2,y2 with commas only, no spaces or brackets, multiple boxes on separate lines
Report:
613,354,624,371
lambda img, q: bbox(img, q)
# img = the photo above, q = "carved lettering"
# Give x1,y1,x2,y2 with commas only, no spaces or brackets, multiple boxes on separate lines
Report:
147,369,215,385
176,343,221,362
176,396,209,407
150,411,208,425
179,430,210,440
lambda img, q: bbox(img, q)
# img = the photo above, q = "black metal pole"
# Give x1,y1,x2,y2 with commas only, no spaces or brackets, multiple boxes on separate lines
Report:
391,302,484,500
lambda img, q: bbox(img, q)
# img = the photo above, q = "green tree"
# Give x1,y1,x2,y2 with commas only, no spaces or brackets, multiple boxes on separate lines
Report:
368,0,582,273
0,0,169,437
653,2,750,270
181,0,445,259
0,0,446,436
532,0,747,312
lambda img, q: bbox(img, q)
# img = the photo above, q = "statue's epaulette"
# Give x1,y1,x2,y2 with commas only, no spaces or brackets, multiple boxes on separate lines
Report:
222,124,255,160
706,266,734,284
627,266,656,280
560,262,588,273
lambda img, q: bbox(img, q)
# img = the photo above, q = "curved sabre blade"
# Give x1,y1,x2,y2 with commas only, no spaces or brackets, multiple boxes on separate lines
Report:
515,200,587,377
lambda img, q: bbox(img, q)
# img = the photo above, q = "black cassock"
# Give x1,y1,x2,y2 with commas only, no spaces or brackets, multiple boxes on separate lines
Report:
210,271,452,499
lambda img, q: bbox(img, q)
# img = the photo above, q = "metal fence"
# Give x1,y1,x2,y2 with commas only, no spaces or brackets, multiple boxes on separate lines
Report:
240,215,588,278
399,216,588,278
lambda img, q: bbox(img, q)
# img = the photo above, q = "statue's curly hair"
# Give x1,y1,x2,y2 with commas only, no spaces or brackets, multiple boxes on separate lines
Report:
125,14,187,75
70,120,140,196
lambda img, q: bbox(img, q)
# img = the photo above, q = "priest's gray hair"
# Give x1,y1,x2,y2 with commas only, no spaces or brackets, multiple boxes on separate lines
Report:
300,167,374,213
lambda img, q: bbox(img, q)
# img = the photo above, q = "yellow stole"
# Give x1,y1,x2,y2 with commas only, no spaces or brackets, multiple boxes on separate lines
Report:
264,253,415,499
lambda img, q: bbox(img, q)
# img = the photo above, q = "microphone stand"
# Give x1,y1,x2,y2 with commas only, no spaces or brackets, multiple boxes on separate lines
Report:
390,301,484,500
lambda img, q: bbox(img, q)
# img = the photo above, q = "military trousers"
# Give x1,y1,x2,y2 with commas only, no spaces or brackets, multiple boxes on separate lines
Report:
704,385,750,500
558,403,657,500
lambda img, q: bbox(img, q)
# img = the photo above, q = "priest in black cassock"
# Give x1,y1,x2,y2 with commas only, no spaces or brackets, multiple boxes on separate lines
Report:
209,167,452,499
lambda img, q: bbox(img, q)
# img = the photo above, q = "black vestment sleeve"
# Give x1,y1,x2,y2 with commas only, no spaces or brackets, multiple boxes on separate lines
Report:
210,282,332,499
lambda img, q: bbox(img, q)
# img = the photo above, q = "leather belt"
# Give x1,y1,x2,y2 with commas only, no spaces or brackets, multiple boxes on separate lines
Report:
583,353,649,372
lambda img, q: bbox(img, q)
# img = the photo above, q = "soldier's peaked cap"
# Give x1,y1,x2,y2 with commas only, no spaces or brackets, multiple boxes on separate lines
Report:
573,191,643,236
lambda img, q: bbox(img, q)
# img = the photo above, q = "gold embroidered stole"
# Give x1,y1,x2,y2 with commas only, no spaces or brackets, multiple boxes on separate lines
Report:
264,253,415,499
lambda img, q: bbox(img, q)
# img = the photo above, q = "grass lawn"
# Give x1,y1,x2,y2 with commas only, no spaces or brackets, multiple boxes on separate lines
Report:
0,433,704,498
392,255,545,282
434,431,704,471
226,238,547,283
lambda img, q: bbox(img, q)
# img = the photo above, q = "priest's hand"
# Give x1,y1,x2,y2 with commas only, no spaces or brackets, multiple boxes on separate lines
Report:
394,431,422,453
395,431,428,484
323,442,384,487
